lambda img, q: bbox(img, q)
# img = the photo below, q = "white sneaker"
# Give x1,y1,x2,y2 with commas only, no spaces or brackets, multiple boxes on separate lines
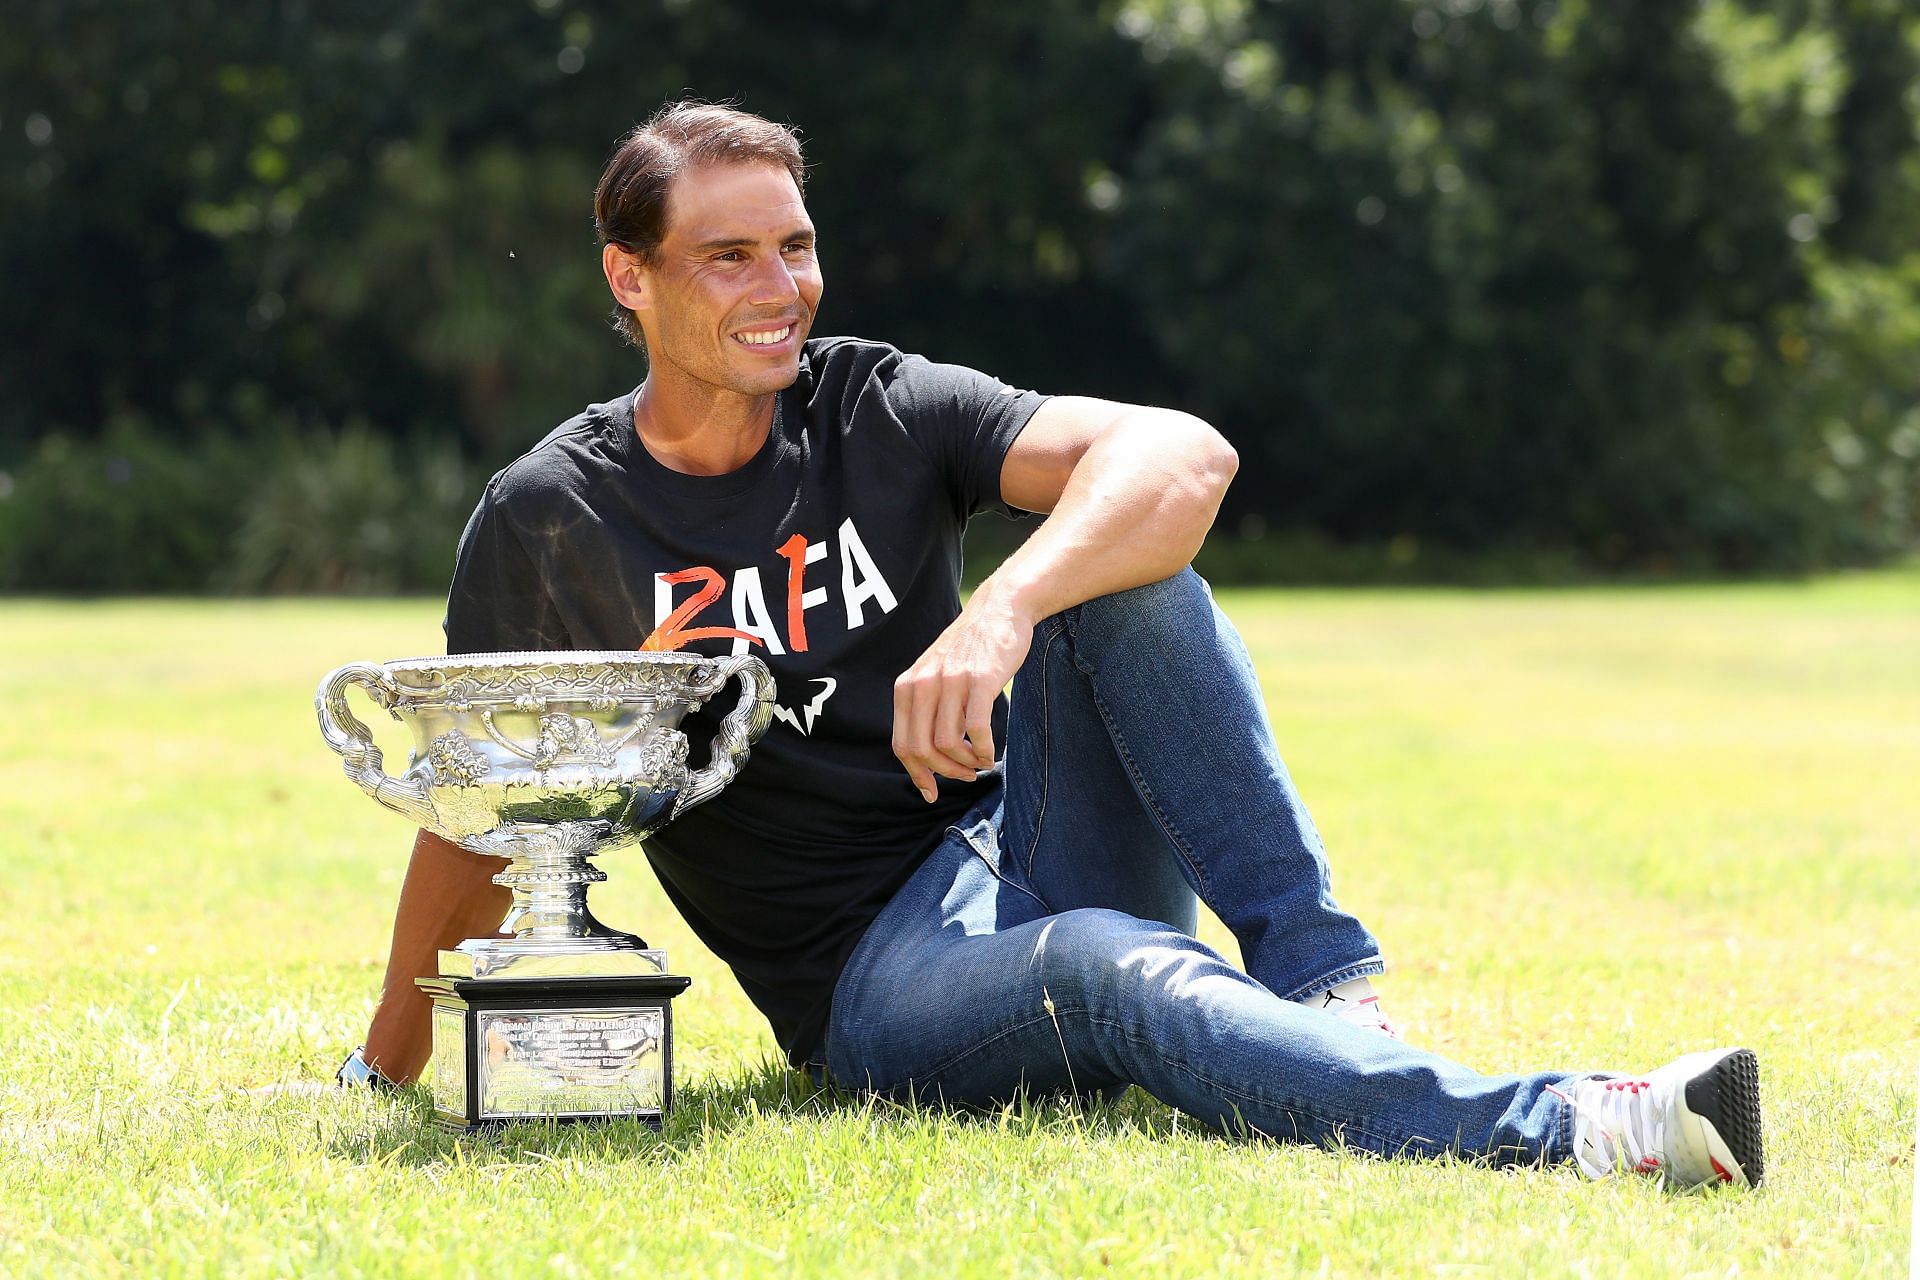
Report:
1550,1047,1765,1189
1297,976,1401,1039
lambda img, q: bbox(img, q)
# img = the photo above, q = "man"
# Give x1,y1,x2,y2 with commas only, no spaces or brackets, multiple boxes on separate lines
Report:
338,101,1764,1189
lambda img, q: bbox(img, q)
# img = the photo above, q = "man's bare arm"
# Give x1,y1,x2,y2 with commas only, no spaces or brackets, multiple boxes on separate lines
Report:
891,395,1237,800
361,830,511,1082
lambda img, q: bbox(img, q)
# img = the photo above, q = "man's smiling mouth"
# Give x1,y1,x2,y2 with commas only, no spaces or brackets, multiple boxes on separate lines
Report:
734,325,793,346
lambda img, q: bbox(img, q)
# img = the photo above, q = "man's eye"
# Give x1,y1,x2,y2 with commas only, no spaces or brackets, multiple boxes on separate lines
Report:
784,243,813,256
716,251,744,262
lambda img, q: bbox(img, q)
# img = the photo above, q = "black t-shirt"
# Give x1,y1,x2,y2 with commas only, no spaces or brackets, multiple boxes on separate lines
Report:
443,336,1047,1063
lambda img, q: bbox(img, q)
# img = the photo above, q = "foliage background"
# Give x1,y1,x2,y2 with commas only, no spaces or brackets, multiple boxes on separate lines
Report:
3,0,1920,588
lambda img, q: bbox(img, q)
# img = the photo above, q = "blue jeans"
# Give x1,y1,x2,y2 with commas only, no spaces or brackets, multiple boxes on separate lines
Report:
824,569,1577,1165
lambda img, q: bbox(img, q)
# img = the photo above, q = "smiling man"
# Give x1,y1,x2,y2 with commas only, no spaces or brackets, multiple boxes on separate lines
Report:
337,101,1765,1190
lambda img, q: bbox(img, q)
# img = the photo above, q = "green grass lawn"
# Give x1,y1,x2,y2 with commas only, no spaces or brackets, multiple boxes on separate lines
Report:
3,573,1916,1277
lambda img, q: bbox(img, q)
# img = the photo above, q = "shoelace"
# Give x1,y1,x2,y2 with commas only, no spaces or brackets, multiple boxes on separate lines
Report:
1545,1077,1665,1175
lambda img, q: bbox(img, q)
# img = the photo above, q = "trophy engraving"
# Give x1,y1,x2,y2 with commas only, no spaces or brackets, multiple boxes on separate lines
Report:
478,1006,666,1118
316,650,774,1129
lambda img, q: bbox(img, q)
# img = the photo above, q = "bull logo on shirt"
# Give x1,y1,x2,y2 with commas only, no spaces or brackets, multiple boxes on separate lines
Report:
769,677,837,736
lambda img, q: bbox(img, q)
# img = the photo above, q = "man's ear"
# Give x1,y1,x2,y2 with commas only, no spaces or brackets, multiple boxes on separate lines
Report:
602,243,650,316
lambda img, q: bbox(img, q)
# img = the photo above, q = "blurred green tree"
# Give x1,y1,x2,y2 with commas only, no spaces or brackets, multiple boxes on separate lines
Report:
0,0,1914,584
1107,0,1919,568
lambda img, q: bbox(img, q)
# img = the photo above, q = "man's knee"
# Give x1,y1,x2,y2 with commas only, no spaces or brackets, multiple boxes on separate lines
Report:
1086,565,1205,614
1062,567,1214,648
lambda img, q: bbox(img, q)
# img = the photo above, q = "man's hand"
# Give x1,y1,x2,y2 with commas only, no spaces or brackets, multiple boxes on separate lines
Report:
892,587,1034,802
890,396,1235,803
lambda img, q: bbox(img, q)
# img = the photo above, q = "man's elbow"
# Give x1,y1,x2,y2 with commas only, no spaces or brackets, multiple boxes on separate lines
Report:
1207,429,1239,496
1174,412,1238,501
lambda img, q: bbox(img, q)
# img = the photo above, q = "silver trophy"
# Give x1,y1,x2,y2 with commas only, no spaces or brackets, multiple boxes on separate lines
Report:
316,650,773,1130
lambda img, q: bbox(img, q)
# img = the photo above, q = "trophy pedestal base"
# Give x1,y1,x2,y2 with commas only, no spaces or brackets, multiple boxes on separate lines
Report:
417,972,692,1132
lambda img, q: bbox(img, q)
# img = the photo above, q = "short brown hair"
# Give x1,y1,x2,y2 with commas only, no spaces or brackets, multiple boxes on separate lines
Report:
595,101,807,349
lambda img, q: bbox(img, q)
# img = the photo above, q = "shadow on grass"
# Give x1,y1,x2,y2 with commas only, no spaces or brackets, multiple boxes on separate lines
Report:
326,1059,1196,1168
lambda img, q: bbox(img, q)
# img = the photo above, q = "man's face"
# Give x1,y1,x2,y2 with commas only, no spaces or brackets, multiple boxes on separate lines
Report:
628,161,822,397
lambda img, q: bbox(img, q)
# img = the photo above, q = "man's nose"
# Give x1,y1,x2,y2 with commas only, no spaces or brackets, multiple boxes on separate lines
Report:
749,255,800,307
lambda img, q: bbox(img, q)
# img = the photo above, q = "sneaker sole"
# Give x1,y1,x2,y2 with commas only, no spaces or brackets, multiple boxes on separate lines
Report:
1681,1047,1765,1189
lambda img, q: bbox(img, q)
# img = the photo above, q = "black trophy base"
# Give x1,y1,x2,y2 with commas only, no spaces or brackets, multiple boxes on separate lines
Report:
417,972,691,1132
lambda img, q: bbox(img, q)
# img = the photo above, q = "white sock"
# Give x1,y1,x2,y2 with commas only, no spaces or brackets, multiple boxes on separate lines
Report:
1295,977,1400,1038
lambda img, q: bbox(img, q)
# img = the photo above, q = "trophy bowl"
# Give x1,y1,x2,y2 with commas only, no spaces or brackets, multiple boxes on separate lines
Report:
316,650,773,846
315,649,774,1128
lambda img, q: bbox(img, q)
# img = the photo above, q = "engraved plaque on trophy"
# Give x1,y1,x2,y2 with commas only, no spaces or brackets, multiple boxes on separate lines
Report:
317,651,773,1129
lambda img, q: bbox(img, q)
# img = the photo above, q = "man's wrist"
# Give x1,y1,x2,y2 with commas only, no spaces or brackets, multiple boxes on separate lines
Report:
336,1046,398,1090
967,570,1045,635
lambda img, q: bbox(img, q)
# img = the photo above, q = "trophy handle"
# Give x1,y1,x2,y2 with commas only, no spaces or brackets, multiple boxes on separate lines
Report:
673,654,775,817
315,661,439,828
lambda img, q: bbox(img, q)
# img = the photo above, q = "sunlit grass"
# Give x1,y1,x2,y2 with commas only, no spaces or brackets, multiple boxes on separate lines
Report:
3,572,1915,1276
